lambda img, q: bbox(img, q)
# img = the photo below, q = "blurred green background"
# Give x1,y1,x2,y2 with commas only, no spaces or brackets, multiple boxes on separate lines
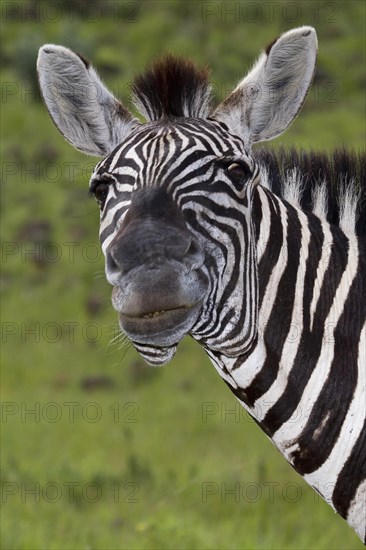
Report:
1,1,365,549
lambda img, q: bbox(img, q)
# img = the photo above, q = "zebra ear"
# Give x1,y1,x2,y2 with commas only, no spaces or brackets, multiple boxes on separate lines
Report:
37,45,137,157
212,27,317,144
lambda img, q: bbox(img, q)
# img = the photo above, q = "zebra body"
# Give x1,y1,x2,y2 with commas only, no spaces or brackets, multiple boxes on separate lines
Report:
37,27,366,542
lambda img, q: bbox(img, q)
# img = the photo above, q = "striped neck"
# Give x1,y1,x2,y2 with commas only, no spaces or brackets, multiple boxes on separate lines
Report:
202,183,365,540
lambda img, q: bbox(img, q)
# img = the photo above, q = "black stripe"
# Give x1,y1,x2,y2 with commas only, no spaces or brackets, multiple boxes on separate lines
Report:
301,213,324,330
256,192,283,310
252,186,263,242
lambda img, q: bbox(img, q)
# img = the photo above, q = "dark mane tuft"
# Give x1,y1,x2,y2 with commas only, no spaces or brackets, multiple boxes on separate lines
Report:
131,55,212,121
255,147,366,236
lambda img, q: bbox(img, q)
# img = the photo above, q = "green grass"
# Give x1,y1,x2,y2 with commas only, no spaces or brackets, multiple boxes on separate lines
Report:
1,1,365,548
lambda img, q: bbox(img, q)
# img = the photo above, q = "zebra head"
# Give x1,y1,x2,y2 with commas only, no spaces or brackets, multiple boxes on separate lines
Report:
37,27,317,365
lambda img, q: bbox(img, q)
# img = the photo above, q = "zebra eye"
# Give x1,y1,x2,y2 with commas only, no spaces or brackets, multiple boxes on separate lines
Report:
227,162,251,183
92,182,110,207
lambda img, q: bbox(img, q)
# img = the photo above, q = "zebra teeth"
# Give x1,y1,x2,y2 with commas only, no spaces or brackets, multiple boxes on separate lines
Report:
142,310,166,319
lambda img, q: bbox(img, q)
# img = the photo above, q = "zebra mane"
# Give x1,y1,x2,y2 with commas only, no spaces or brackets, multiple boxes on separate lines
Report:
131,55,212,121
255,148,366,236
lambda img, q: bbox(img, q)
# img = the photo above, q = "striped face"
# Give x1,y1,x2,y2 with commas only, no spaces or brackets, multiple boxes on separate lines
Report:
89,119,258,365
37,29,319,367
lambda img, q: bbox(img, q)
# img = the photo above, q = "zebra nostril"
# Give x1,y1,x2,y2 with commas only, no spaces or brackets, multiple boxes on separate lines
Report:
106,249,119,274
164,236,204,270
184,238,204,270
186,238,200,256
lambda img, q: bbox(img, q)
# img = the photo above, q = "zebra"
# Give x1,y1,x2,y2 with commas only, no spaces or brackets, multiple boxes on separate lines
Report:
37,26,365,542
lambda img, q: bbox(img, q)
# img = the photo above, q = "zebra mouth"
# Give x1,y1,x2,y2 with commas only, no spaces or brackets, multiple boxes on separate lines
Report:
142,310,166,319
117,301,203,347
124,304,189,320
141,309,178,319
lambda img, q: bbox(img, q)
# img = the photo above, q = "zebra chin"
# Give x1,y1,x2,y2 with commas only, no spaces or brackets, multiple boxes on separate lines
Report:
133,341,178,367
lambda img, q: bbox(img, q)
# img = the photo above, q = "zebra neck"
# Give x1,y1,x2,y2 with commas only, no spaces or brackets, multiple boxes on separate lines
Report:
204,185,365,540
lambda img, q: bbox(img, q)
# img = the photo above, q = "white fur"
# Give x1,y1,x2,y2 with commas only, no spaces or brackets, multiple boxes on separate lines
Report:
37,45,137,156
258,164,271,190
261,166,361,239
338,179,361,235
212,27,318,144
347,478,366,542
282,168,304,207
311,180,328,220
309,220,333,331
